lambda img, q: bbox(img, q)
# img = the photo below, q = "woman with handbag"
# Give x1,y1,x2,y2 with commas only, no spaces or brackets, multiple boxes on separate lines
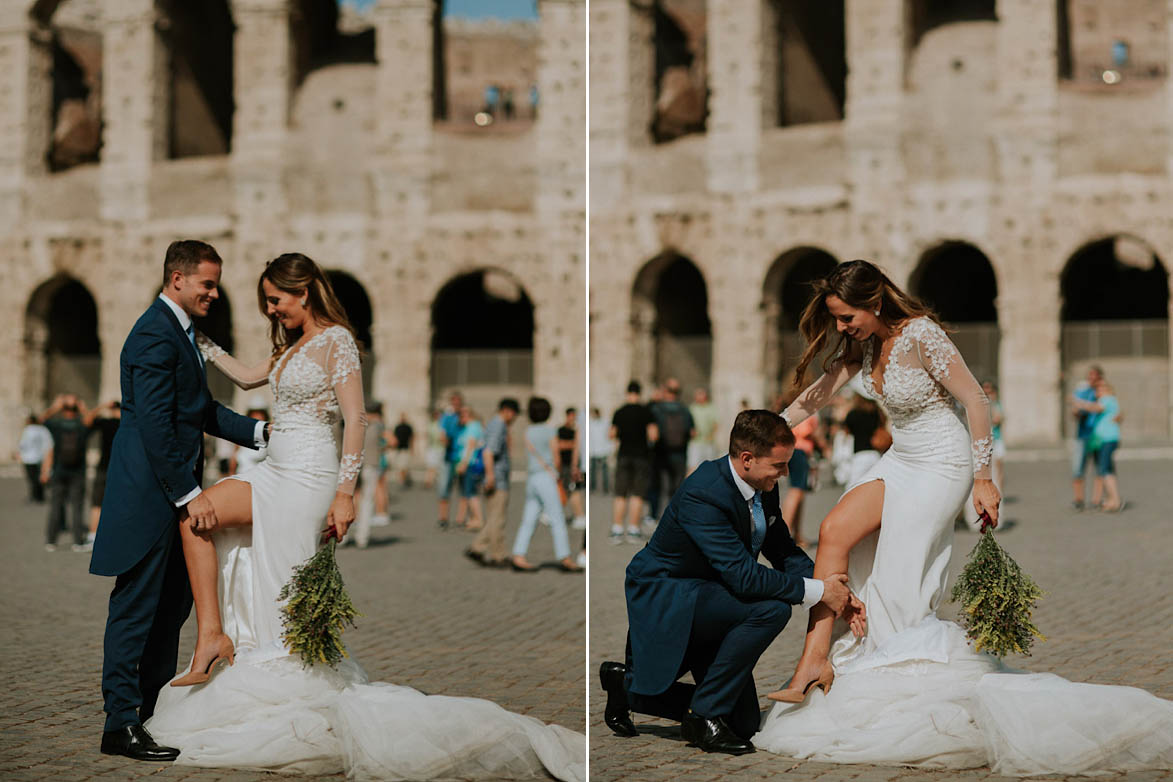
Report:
509,396,583,572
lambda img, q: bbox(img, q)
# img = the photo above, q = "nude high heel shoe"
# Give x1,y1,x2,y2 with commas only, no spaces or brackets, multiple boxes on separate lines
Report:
766,660,834,704
171,637,235,687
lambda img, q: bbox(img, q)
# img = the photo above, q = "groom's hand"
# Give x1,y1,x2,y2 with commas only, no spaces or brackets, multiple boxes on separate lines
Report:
820,573,851,616
186,493,219,533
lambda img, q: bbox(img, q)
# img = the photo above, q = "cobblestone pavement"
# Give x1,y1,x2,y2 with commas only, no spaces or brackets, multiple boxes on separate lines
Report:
588,457,1173,782
0,477,585,781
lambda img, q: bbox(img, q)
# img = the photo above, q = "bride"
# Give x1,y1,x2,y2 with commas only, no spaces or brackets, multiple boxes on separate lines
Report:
753,260,1172,775
144,254,584,781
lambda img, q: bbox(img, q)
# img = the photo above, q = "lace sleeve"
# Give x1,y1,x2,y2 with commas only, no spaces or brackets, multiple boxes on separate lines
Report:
781,342,863,428
194,331,272,390
910,319,993,479
326,328,367,495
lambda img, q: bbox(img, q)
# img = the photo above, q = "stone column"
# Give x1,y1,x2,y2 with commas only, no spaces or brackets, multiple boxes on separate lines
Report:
706,0,765,194
997,256,1063,445
232,0,291,218
994,0,1058,198
0,7,52,229
100,0,167,222
588,0,653,211
844,0,906,212
534,0,586,410
371,0,432,221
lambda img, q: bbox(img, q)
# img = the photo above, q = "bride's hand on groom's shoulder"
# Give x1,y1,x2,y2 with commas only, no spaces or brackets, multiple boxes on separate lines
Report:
326,492,356,539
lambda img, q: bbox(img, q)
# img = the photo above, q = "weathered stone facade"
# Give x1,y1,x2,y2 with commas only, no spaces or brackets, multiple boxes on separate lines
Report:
1,0,585,457
590,0,1173,446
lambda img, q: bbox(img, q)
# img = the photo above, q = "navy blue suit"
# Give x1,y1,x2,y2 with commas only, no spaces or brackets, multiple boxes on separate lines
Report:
90,297,259,732
624,457,814,737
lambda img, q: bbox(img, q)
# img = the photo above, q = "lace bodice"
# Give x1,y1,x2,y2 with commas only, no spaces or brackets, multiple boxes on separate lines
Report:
781,317,992,478
196,326,368,494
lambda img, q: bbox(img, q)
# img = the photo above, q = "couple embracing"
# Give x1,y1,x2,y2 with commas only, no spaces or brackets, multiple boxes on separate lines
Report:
603,260,1173,776
91,241,583,780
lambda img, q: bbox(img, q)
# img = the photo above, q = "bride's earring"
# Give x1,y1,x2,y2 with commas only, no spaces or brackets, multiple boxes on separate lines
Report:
874,309,880,317
300,298,307,308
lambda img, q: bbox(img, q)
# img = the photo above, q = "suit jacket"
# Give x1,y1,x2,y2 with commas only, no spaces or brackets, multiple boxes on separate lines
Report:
624,457,815,696
90,298,259,576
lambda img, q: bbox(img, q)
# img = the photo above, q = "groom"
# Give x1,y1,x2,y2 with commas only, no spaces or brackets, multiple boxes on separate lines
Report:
89,240,268,761
600,410,852,754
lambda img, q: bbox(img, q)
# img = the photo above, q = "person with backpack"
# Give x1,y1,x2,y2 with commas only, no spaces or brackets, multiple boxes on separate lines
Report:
39,394,92,551
647,378,695,521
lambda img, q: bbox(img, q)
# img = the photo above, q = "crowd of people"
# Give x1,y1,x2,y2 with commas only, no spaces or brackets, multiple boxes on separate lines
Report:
16,394,121,552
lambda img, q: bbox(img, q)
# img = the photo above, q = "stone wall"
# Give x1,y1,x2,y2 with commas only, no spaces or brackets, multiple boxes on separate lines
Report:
0,0,586,459
590,0,1173,447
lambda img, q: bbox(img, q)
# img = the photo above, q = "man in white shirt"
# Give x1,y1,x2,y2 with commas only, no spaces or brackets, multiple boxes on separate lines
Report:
17,414,53,503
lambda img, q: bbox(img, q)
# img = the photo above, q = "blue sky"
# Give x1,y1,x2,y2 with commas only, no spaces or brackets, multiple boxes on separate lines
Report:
340,0,538,20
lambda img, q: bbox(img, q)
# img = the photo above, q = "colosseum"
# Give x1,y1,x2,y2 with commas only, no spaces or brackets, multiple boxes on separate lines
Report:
1,0,585,455
589,0,1173,446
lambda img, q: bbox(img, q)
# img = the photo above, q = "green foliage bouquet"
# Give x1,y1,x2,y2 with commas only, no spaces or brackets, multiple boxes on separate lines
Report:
278,538,360,668
950,513,1045,657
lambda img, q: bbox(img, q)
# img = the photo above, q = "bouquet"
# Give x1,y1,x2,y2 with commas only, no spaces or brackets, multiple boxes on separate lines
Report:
950,512,1045,657
277,535,360,668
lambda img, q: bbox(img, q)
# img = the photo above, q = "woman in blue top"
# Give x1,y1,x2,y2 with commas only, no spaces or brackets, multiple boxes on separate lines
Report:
1076,378,1124,512
454,405,486,530
510,397,582,572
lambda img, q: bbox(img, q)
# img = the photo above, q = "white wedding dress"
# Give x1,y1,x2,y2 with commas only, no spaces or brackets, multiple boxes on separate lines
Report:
145,326,584,781
756,317,1173,776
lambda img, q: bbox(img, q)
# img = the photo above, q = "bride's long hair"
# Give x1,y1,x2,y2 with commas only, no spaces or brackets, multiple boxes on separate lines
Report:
257,253,358,359
792,260,944,388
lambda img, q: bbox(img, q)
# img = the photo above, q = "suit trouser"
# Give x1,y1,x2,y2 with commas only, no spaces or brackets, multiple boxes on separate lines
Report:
625,581,792,740
100,522,193,731
471,487,509,562
47,469,86,545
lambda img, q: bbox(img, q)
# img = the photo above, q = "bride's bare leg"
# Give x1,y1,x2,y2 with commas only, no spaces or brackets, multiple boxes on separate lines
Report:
176,479,253,676
782,480,884,692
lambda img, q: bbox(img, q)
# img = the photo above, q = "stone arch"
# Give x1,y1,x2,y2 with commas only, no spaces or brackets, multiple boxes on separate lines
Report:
430,268,534,415
631,250,712,396
1059,235,1169,438
24,274,101,407
433,0,539,128
762,1,845,127
761,247,838,396
909,240,1000,383
326,270,375,398
290,0,376,89
158,0,235,157
907,0,996,52
651,0,707,144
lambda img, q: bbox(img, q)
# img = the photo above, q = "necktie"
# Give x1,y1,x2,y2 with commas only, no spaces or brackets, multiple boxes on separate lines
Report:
186,324,204,372
750,491,766,554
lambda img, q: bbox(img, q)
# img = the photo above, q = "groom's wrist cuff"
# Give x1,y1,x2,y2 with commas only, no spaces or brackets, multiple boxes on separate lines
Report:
801,578,824,609
253,420,267,448
175,486,202,507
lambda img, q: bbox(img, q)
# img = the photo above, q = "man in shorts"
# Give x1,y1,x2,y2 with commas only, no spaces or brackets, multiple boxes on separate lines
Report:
610,381,658,544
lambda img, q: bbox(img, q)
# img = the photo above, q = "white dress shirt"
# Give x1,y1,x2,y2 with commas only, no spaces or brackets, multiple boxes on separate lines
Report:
727,456,824,609
157,294,266,506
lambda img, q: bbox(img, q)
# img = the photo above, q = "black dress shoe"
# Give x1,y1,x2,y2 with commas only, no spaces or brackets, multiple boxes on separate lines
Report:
680,711,754,755
599,661,638,737
100,724,179,762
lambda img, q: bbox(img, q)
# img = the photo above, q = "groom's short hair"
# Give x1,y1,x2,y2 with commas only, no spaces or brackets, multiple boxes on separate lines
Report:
163,240,222,286
728,410,795,458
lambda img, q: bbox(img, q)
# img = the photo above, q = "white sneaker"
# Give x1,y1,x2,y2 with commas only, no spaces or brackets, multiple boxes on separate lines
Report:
44,544,57,552
570,516,587,530
575,551,586,569
71,541,93,553
372,514,390,527
625,528,643,544
608,527,625,545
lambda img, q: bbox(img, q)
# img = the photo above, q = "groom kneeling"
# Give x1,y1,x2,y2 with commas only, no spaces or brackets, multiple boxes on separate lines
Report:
601,410,852,754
